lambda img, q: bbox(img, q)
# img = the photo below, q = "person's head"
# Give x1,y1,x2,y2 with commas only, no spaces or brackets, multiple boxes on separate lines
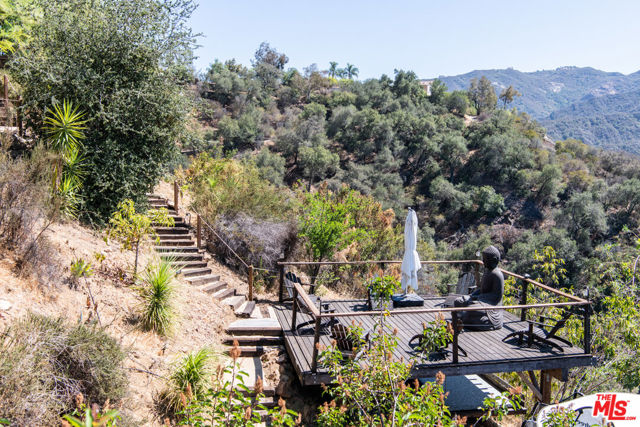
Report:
481,245,501,269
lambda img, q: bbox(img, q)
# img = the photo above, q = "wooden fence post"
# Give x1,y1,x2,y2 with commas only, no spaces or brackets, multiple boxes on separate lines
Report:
248,265,254,302
173,181,179,212
196,215,202,249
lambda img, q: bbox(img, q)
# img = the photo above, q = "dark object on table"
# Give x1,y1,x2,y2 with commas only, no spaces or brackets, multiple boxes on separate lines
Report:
392,293,424,308
283,271,335,332
502,307,575,352
453,246,504,330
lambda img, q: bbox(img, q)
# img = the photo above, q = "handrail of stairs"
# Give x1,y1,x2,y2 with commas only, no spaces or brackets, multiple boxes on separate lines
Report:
172,180,266,301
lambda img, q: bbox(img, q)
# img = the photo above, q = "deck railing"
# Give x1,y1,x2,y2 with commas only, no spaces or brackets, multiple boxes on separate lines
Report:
277,260,591,373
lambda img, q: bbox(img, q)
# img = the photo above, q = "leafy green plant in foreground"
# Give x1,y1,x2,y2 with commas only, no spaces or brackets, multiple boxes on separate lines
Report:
177,341,299,426
137,260,177,335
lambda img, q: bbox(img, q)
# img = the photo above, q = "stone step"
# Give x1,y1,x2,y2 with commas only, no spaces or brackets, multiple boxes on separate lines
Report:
226,319,282,336
154,246,200,253
180,267,212,277
153,221,186,227
223,335,284,346
155,226,189,234
223,357,263,389
201,281,227,294
156,239,195,247
212,287,235,300
224,345,279,357
186,274,221,286
170,260,208,270
236,386,276,398
223,295,246,310
235,300,256,318
161,253,203,261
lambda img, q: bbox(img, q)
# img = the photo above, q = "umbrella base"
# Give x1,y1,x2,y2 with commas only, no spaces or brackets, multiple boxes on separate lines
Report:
392,293,424,308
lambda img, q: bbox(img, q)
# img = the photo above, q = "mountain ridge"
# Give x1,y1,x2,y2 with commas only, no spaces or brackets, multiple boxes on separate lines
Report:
436,66,640,152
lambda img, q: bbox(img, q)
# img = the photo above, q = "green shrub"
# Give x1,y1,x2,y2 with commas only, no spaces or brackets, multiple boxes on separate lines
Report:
0,314,127,426
10,0,197,221
137,260,177,335
160,348,214,415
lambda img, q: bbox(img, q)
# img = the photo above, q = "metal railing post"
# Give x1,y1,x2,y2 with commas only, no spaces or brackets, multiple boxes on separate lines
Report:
291,288,298,331
278,258,285,303
452,312,459,363
584,290,591,354
248,265,254,302
474,262,480,286
521,274,530,321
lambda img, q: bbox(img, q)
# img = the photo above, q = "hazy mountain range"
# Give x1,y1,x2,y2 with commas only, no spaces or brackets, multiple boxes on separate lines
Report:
437,67,640,154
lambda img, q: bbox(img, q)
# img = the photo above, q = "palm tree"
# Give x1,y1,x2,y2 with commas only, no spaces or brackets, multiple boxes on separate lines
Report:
328,61,339,79
345,63,359,80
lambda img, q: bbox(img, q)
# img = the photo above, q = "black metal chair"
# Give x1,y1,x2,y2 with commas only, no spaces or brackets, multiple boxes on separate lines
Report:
502,307,575,352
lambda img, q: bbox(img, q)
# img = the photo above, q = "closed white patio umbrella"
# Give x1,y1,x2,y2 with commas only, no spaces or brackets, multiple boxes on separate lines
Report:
400,208,421,293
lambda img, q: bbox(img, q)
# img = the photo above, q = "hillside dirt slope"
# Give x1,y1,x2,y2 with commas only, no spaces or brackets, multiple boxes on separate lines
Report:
0,217,238,425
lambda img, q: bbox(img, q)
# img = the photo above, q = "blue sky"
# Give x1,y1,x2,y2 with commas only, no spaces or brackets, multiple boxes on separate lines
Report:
189,0,640,79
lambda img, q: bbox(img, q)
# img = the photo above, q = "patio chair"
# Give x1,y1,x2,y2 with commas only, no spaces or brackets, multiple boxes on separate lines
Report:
447,272,477,295
501,307,575,352
330,322,373,359
284,271,335,332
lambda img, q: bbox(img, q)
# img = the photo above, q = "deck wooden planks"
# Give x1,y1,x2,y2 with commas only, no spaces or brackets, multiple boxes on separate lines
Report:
273,297,588,386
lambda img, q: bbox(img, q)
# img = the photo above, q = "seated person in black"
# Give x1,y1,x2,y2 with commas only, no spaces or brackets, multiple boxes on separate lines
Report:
454,245,504,330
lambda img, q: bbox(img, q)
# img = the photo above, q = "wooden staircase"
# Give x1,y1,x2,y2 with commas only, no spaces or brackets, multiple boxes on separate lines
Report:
147,194,257,318
147,194,287,405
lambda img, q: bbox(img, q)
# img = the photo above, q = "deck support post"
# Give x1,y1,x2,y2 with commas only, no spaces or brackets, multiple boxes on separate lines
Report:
248,265,254,302
196,214,202,249
517,371,543,402
540,370,553,403
311,317,322,373
451,312,459,363
173,181,179,212
278,259,285,303
521,274,530,321
291,288,298,331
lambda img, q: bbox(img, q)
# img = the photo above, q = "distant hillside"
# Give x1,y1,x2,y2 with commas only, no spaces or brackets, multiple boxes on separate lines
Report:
437,67,640,152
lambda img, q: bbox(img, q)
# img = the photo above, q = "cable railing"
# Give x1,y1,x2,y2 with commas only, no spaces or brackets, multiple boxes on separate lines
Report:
277,259,591,373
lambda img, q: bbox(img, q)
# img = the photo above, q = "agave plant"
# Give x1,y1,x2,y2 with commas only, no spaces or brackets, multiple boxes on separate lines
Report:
137,260,177,335
43,99,88,157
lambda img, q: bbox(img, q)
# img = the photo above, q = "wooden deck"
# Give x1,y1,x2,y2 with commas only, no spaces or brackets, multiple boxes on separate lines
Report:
273,298,593,386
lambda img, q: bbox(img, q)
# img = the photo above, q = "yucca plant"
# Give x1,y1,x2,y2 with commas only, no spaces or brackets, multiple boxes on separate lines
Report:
43,99,88,217
137,260,177,335
57,175,82,218
161,348,214,414
43,99,88,157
